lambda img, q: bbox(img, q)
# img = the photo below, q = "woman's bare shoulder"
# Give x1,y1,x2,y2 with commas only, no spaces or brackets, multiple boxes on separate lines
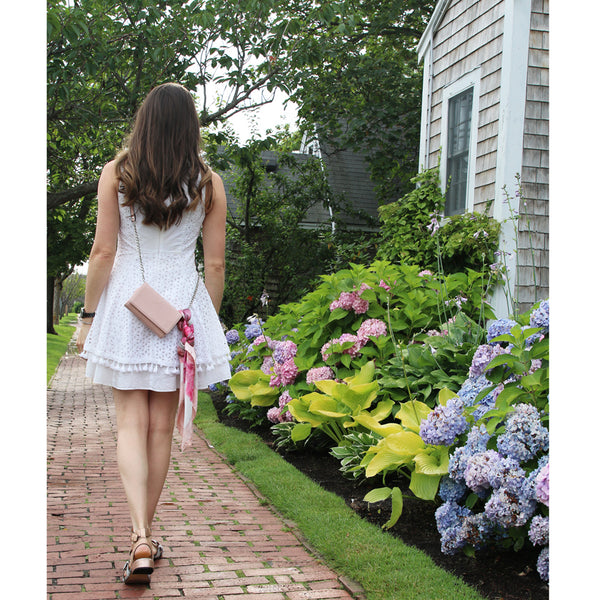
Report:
211,170,223,185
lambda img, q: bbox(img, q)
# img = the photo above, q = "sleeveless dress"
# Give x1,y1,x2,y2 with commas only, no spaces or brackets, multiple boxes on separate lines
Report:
81,188,231,391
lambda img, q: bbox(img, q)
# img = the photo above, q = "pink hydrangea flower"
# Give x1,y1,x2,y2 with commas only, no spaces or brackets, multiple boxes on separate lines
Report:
270,358,298,387
419,270,433,277
267,407,282,423
278,390,292,407
379,280,391,292
535,463,549,507
321,334,363,361
337,292,357,310
306,366,335,384
357,318,387,340
352,297,369,314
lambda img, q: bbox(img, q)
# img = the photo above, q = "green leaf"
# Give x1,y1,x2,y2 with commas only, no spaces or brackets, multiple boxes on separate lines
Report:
409,472,441,501
291,423,312,442
328,307,348,322
363,486,392,504
383,487,403,529
228,369,263,401
413,447,449,476
395,400,431,433
438,387,458,406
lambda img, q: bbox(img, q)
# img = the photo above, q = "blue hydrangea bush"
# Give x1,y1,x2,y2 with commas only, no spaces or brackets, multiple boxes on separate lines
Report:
430,300,549,581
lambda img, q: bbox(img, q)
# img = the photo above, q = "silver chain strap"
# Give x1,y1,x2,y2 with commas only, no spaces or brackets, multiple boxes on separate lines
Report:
129,206,201,309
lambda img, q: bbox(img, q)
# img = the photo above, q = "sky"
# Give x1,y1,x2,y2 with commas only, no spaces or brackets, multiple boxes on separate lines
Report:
223,91,299,144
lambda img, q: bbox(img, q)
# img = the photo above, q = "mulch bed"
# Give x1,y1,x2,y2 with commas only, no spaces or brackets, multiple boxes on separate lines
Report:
210,392,549,600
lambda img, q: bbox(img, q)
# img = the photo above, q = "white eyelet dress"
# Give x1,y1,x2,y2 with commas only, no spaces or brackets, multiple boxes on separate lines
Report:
81,190,231,392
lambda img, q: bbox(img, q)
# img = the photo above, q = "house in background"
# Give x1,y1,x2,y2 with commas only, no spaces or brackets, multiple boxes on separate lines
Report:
221,142,380,233
417,0,549,318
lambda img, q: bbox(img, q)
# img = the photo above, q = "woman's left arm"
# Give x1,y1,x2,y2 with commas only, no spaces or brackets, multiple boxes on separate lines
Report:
76,160,120,353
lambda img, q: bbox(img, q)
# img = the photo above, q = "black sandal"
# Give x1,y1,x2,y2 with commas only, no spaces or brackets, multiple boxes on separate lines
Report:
122,528,154,585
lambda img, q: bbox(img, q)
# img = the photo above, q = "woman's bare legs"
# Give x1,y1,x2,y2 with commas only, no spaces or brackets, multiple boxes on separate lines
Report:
113,389,151,532
113,389,179,532
146,390,179,525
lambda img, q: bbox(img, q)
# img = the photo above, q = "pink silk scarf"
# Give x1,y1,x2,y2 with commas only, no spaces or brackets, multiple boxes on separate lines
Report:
176,309,197,451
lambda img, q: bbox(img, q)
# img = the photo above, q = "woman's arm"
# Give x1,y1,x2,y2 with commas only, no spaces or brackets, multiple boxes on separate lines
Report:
202,172,227,313
76,160,120,352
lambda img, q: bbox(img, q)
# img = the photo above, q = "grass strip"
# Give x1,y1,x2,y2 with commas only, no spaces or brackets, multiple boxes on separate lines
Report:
194,393,484,600
47,314,77,384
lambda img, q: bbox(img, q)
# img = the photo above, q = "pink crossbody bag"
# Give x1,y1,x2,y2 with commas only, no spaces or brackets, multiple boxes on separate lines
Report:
124,206,200,337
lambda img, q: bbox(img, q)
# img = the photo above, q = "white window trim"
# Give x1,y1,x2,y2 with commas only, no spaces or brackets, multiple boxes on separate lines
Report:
439,67,481,216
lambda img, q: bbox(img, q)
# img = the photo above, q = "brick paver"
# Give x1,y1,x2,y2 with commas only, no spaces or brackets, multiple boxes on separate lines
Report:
47,337,359,600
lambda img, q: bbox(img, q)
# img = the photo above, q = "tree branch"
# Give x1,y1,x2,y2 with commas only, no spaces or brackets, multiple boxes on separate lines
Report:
48,181,98,211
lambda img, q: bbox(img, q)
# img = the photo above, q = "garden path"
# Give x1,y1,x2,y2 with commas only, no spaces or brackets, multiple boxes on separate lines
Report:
47,330,361,600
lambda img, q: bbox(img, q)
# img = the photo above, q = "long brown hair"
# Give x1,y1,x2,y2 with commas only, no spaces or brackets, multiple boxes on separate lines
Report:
116,83,213,229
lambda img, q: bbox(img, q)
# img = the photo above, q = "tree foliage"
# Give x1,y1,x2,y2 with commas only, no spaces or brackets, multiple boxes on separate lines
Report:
46,0,436,329
288,0,436,203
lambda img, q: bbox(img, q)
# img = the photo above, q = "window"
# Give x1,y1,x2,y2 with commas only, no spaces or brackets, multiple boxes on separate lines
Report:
445,88,473,216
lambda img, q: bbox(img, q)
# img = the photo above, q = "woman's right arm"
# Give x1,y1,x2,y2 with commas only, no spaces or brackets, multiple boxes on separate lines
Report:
76,160,120,353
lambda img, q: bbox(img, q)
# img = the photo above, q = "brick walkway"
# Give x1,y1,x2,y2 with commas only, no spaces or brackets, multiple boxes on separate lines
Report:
47,340,360,600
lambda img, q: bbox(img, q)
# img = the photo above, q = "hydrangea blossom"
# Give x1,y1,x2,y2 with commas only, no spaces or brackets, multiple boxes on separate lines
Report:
267,406,281,423
278,390,292,408
521,455,548,502
486,318,517,344
272,340,297,364
535,463,549,506
484,487,536,528
438,476,467,503
528,515,549,547
496,404,549,462
420,398,468,446
463,450,503,493
251,334,273,348
457,374,495,408
469,344,510,379
352,297,369,314
329,284,371,314
261,356,274,375
321,333,363,361
435,501,472,554
267,392,294,424
357,318,387,340
537,546,549,582
306,366,335,384
225,329,240,345
330,291,357,311
486,455,526,494
529,299,549,332
244,323,262,340
460,513,496,550
270,358,298,387
447,424,490,481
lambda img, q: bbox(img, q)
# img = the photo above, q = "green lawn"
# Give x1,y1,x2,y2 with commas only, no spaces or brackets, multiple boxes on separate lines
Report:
194,393,484,600
47,314,77,384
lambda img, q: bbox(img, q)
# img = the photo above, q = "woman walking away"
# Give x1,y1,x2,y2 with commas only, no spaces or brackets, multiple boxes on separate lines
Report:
76,83,231,585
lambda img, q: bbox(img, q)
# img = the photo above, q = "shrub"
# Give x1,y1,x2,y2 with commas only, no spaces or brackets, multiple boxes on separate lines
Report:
362,300,549,581
376,167,500,275
223,260,495,446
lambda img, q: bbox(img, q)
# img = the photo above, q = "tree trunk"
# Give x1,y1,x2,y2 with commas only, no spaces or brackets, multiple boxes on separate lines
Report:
53,279,63,326
47,276,57,335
